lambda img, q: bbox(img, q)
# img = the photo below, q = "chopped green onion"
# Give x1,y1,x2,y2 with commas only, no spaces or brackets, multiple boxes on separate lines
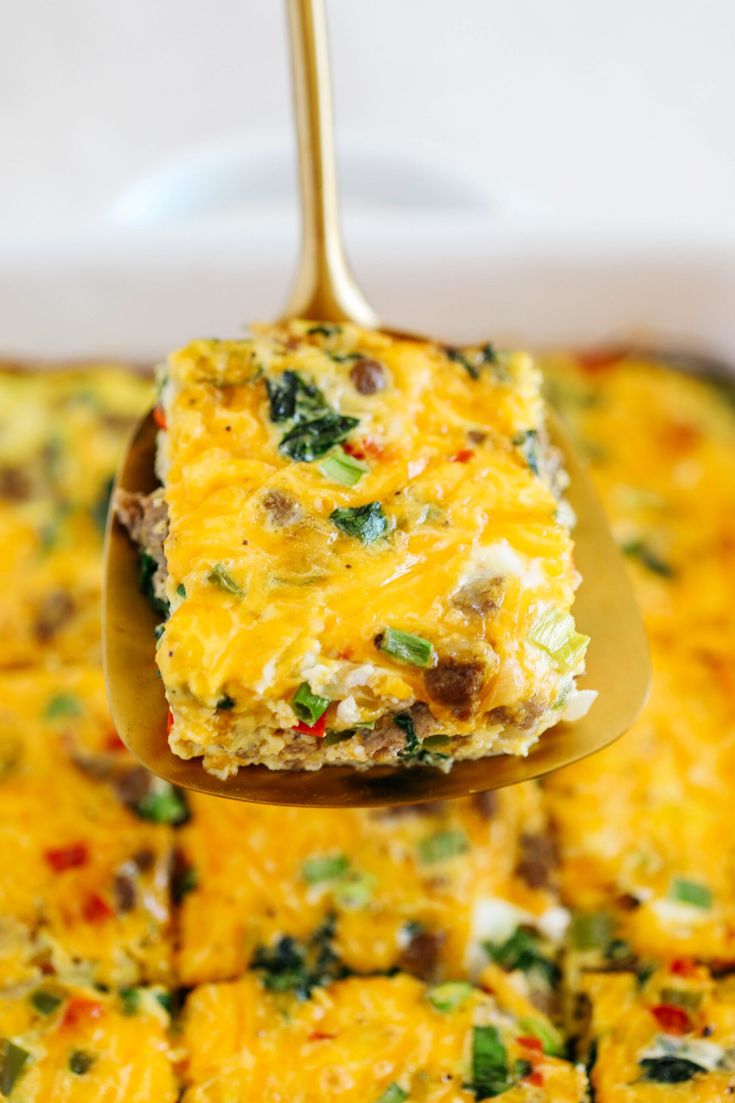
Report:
134,784,189,826
529,608,589,673
669,878,712,909
374,1084,408,1103
569,911,614,950
517,1017,564,1057
330,501,388,544
208,563,244,596
176,583,186,598
660,988,704,1012
418,830,469,864
319,447,368,486
302,853,349,884
307,323,341,338
639,1057,703,1084
44,693,82,720
379,628,435,668
333,870,375,909
153,623,165,645
119,987,141,1016
69,1049,95,1075
0,1040,31,1095
323,729,357,745
428,981,474,1012
470,1025,509,1098
30,988,63,1015
155,991,174,1015
216,694,235,710
292,683,331,726
622,540,675,578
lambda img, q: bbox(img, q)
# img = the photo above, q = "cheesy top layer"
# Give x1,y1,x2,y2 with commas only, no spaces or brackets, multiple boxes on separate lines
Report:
158,322,583,766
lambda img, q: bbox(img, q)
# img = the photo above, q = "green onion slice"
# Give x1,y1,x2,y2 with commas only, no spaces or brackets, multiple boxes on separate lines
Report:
292,683,331,725
428,981,474,1013
319,447,368,486
379,627,435,668
302,853,349,884
0,1040,31,1095
418,830,469,864
669,878,712,909
207,563,244,596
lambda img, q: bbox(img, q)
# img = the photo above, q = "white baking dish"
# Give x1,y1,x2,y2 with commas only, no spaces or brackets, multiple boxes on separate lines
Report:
2,145,734,364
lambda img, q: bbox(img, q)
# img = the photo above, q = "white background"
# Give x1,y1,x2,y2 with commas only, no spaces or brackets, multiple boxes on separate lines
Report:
2,0,735,240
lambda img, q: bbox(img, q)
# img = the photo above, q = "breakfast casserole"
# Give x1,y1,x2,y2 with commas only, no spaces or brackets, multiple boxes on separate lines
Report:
0,366,152,667
579,965,735,1098
0,349,733,1099
118,320,591,777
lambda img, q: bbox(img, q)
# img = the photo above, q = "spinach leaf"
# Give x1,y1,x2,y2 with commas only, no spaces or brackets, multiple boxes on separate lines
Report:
639,1057,704,1084
330,501,387,543
279,412,359,462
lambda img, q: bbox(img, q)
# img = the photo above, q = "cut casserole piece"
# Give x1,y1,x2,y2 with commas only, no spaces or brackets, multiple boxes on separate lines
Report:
180,972,587,1102
0,979,176,1101
123,320,592,776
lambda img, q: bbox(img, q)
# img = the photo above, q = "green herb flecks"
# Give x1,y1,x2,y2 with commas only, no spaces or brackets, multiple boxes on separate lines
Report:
512,430,540,476
621,540,675,578
446,343,500,382
418,830,469,864
69,1049,95,1075
251,915,349,1000
30,988,64,1015
176,583,186,599
265,371,327,424
483,927,560,988
138,549,169,617
529,608,589,674
208,563,244,596
374,1084,408,1103
669,878,712,909
428,981,474,1013
0,1039,31,1095
517,1017,564,1057
639,1057,704,1084
44,693,83,720
330,501,388,544
134,783,190,826
379,627,434,668
302,853,350,885
216,694,235,710
172,862,198,905
119,987,141,1016
319,446,368,486
660,988,703,1012
468,1025,510,1098
569,911,615,950
280,413,359,462
292,683,331,726
92,475,115,533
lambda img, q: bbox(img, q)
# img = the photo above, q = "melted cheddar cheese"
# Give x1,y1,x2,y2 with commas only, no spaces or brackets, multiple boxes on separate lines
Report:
0,666,173,989
180,972,586,1102
157,322,587,775
0,366,152,666
0,982,176,1101
581,965,735,1098
543,354,735,963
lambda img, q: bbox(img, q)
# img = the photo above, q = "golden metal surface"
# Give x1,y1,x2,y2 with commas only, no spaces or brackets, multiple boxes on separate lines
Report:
103,0,651,806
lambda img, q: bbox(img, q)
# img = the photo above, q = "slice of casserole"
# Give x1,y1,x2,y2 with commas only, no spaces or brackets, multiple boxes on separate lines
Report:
120,320,592,776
